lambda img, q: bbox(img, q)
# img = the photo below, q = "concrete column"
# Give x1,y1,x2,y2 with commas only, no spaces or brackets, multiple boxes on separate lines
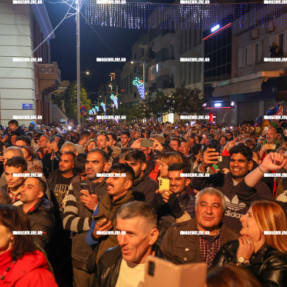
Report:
258,100,265,116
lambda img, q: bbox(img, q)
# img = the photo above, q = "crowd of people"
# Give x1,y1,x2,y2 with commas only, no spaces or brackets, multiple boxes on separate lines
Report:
0,118,287,287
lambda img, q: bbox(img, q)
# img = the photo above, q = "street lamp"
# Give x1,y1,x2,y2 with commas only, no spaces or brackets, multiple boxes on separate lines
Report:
76,0,81,125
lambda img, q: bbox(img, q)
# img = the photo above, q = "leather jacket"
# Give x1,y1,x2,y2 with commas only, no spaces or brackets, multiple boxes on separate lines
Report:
93,246,122,287
212,240,287,287
93,245,163,287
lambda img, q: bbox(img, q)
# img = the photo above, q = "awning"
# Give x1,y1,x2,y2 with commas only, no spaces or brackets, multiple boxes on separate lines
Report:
213,78,265,97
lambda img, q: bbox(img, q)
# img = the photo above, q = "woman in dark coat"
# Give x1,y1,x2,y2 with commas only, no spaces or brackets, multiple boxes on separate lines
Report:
212,200,287,287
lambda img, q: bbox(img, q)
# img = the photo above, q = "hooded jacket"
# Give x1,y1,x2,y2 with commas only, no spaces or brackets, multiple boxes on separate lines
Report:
0,249,58,287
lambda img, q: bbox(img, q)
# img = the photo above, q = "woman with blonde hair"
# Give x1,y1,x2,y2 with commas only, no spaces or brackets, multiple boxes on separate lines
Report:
84,139,96,153
157,151,183,179
213,200,287,287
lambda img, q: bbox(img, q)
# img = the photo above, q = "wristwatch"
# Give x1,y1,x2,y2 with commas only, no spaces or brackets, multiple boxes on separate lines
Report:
237,257,245,264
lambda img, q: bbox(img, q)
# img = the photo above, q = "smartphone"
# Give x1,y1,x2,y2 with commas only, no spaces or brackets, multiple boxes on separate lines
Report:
218,156,230,170
159,178,170,191
92,214,107,225
80,182,90,194
200,145,205,153
142,257,206,287
141,139,154,148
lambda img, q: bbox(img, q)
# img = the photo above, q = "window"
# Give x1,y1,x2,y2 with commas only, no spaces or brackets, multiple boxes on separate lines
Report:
279,33,284,53
255,42,262,64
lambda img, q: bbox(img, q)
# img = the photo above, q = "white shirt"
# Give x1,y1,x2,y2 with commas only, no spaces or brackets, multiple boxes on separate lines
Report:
115,259,145,287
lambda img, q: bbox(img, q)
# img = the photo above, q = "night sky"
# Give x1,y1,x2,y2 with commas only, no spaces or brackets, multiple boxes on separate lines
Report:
45,0,257,100
45,0,175,100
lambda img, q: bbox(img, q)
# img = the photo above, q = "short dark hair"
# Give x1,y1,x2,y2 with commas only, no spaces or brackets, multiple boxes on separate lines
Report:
125,150,147,164
80,131,90,140
74,153,87,174
170,138,181,145
15,136,31,146
121,131,130,138
230,144,253,162
0,204,37,260
110,163,135,183
8,120,19,127
24,177,47,194
191,143,202,156
117,201,157,229
108,133,117,141
207,265,261,287
5,157,27,172
97,133,109,141
168,163,189,174
88,148,109,163
119,148,134,161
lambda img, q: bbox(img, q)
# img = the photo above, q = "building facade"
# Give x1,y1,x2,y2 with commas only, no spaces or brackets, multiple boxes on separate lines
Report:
0,0,60,126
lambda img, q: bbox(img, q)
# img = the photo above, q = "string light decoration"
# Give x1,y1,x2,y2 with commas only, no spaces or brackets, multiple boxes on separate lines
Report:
84,2,287,30
132,77,145,100
110,94,118,109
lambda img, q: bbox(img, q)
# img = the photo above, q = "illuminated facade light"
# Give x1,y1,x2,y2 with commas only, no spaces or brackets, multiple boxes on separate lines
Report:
211,24,220,33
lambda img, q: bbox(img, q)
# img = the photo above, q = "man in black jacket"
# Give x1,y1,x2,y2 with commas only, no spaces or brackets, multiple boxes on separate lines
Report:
125,150,158,204
8,120,25,136
94,201,159,287
20,177,55,250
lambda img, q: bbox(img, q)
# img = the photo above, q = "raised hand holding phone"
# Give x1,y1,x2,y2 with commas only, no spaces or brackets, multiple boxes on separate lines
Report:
80,183,98,211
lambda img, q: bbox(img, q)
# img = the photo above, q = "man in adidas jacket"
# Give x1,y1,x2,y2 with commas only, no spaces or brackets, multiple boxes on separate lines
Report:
192,144,276,233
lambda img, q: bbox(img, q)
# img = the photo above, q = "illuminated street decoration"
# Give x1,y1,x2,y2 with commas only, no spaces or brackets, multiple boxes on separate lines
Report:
110,94,118,109
95,106,99,112
85,2,287,30
132,77,145,100
100,102,106,113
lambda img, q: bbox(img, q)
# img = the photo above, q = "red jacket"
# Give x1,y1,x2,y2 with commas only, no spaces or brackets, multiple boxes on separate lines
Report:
0,249,58,287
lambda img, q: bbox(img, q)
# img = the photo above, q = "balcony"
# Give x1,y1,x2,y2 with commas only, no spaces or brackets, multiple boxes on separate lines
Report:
238,60,287,78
